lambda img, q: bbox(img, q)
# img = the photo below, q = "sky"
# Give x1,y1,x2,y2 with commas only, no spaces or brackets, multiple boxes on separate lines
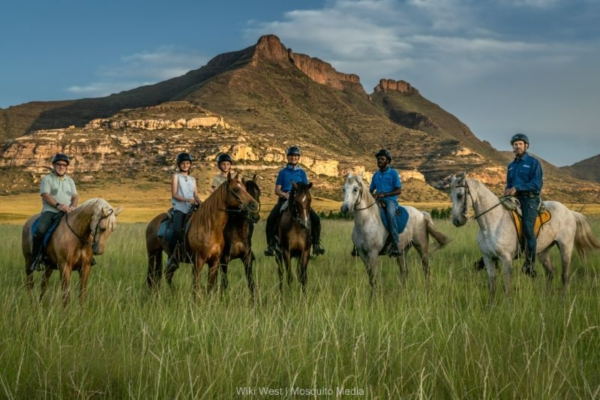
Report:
1,0,599,167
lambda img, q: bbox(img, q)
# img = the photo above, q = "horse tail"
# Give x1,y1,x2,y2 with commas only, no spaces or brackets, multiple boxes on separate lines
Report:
422,211,452,248
572,211,600,258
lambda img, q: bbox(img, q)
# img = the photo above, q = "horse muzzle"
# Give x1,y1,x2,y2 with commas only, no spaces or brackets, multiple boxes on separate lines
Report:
248,211,260,223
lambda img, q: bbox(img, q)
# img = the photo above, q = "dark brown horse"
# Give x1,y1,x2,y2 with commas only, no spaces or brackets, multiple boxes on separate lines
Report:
219,175,261,298
146,173,259,296
22,198,122,305
275,181,313,294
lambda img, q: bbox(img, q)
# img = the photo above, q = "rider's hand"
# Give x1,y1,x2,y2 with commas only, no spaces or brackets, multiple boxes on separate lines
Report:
504,187,516,196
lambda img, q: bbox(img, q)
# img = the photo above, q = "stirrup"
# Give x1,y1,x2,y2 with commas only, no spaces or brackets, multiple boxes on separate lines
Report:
264,246,276,257
522,262,537,278
313,244,325,256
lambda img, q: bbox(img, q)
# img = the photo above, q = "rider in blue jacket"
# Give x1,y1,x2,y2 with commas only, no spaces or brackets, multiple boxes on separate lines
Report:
504,133,543,278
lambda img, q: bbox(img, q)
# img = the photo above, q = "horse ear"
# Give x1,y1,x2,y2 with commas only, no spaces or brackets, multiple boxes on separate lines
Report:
226,171,232,181
308,182,313,189
242,176,247,184
291,181,298,190
113,207,123,217
252,174,259,182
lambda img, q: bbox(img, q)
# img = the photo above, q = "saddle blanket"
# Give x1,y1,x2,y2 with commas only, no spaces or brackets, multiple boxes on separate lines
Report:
378,205,409,235
510,209,552,245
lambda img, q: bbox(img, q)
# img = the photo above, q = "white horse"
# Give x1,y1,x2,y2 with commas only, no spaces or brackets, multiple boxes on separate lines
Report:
449,172,600,299
341,174,451,290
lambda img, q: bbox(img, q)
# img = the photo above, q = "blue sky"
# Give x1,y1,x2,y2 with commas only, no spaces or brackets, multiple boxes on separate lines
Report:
1,0,599,167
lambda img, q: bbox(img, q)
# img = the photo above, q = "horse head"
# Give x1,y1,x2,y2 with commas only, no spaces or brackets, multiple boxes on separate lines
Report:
449,172,470,227
242,174,261,223
290,181,312,230
341,173,366,214
225,172,260,215
88,199,123,255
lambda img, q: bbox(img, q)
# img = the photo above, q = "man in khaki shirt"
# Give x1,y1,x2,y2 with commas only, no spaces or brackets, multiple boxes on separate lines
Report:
30,153,79,271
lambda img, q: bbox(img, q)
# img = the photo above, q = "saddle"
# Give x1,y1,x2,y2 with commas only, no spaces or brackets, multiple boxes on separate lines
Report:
157,207,197,247
377,203,410,235
504,199,551,247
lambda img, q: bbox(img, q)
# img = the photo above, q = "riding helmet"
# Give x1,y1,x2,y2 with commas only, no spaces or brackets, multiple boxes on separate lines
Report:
51,153,70,165
176,152,193,164
286,146,301,156
216,153,234,165
374,149,392,161
510,133,529,145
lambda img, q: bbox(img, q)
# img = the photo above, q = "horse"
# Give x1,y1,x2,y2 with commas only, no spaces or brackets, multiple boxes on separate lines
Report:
146,173,259,297
341,173,451,291
22,198,122,305
145,175,261,295
449,172,600,299
274,181,314,294
219,175,261,299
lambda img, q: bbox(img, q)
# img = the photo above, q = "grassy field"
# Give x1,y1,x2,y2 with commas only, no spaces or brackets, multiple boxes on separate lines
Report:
0,215,599,398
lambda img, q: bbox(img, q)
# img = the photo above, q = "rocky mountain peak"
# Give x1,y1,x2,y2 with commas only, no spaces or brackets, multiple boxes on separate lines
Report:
374,79,419,95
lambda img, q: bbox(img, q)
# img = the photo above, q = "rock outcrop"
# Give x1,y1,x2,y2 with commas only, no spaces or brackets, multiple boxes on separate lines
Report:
374,79,419,95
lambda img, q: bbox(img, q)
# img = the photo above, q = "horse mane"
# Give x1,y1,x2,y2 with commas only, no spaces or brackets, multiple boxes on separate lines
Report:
78,198,118,232
195,179,231,229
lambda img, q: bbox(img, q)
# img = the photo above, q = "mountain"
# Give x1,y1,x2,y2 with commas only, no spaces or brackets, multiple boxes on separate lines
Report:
561,155,600,183
1,35,599,203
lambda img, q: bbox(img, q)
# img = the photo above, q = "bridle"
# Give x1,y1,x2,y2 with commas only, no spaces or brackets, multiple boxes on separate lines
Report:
288,188,310,226
65,208,114,246
454,180,507,221
349,185,377,212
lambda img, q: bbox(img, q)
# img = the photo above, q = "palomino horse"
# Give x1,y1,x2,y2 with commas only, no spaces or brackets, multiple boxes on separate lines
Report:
219,175,261,299
341,174,451,291
22,198,122,305
449,172,600,299
145,176,261,297
275,181,313,294
147,173,259,297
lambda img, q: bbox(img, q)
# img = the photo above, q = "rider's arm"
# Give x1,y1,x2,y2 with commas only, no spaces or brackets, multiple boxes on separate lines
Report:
275,184,289,199
41,192,72,213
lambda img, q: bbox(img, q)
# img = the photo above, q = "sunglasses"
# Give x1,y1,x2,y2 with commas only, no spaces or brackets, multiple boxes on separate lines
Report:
55,163,68,167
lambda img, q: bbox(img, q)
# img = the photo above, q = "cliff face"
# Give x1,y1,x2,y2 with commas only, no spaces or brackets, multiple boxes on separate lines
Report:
374,79,419,95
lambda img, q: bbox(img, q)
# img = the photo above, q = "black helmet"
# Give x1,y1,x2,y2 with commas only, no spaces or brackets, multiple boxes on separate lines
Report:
286,146,301,156
51,153,70,165
375,149,392,161
510,133,529,145
216,153,234,165
176,152,193,164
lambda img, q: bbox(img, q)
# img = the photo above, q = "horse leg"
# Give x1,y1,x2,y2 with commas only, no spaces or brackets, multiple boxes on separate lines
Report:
60,266,72,306
79,263,92,303
220,255,230,292
39,268,53,301
192,255,206,298
298,250,310,294
284,250,293,289
538,247,555,294
275,250,285,295
207,259,220,294
360,249,379,293
413,239,430,282
498,253,514,299
243,251,256,300
165,258,180,288
482,254,498,303
557,241,574,298
24,254,34,292
146,249,163,289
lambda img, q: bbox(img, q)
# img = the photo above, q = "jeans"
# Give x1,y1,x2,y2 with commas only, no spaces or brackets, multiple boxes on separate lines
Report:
265,198,322,247
380,198,399,246
32,211,59,261
517,195,540,264
169,210,186,255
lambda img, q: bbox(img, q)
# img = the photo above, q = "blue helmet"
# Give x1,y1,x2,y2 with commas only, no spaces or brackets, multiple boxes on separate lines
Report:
510,133,529,145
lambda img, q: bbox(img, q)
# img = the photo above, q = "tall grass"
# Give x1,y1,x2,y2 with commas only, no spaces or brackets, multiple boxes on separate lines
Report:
0,218,599,398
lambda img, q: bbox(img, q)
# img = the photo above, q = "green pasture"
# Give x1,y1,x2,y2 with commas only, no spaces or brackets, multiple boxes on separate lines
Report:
0,218,599,399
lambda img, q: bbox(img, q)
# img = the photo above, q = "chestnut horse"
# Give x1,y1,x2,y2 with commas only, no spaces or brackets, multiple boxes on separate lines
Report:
146,175,261,297
22,198,122,305
146,173,259,296
274,181,313,294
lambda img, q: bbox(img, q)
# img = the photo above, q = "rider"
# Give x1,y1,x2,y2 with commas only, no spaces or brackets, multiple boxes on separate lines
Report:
264,145,325,257
212,153,234,192
504,133,543,278
168,152,201,266
30,153,79,271
370,149,402,257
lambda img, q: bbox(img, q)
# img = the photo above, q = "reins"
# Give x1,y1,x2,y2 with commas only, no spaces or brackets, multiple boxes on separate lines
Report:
65,207,114,246
457,180,510,221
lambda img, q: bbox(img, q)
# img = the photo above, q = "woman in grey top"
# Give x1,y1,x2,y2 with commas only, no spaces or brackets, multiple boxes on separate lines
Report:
169,153,201,261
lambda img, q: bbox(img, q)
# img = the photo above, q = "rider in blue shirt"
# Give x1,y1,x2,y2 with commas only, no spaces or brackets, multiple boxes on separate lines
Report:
504,133,543,278
370,149,402,256
264,146,325,257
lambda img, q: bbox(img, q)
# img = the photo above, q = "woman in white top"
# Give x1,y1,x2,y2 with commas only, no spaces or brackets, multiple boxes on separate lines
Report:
169,152,201,258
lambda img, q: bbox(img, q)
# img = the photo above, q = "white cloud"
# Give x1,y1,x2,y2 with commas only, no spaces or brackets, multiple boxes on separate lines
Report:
65,46,209,97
